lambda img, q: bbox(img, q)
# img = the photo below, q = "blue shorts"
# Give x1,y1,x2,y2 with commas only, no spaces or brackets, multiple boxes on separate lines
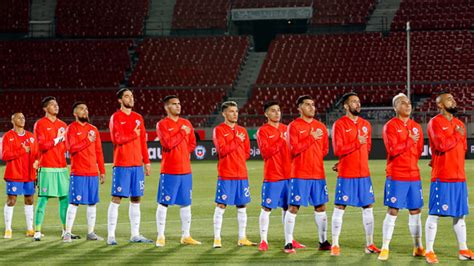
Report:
384,178,423,210
288,178,328,207
69,175,99,205
334,176,375,207
157,173,192,206
429,180,469,217
111,166,145,198
5,181,35,196
215,179,250,206
261,180,290,209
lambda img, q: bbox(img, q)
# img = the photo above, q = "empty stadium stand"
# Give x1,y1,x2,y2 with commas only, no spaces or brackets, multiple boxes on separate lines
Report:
56,0,149,37
257,31,473,85
0,0,29,33
130,36,249,87
391,0,474,31
311,0,377,25
0,40,132,89
172,0,230,30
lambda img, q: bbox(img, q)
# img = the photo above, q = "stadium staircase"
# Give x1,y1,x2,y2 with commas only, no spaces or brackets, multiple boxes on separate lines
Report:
29,0,56,37
366,0,401,32
145,0,176,36
212,51,266,126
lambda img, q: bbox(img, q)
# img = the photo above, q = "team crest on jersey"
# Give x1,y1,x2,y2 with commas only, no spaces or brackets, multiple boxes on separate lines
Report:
266,198,272,204
222,194,227,200
135,120,141,126
12,187,17,192
89,130,95,137
390,197,397,203
165,195,171,201
42,187,47,193
76,195,82,201
412,127,419,135
59,127,66,134
342,195,349,202
362,126,368,133
30,137,34,143
442,204,449,211
294,195,301,201
117,187,122,192
194,145,206,160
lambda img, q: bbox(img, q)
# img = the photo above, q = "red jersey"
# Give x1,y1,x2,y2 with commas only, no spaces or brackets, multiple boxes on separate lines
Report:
382,117,423,181
332,116,371,178
256,123,291,182
427,114,466,182
34,117,68,168
156,117,196,175
213,123,250,180
109,110,150,167
287,118,328,179
2,130,38,182
66,121,105,177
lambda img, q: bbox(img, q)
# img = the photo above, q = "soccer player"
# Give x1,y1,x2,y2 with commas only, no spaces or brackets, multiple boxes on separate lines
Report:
378,93,425,260
2,112,38,238
212,101,255,248
425,92,474,263
107,88,152,245
330,92,380,256
155,95,201,247
284,95,331,254
63,102,105,242
257,101,305,252
33,96,72,241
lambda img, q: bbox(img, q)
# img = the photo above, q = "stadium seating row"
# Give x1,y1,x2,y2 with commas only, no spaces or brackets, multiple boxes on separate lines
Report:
391,0,474,31
257,31,473,84
0,0,29,33
56,0,149,37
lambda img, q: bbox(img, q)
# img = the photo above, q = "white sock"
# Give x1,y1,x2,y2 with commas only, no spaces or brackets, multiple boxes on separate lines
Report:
382,213,397,249
282,209,286,225
129,203,141,237
65,204,78,234
4,205,14,231
331,208,345,246
259,209,270,242
425,215,439,252
24,204,34,231
237,207,247,240
408,213,422,248
107,202,119,238
453,217,468,250
156,204,167,238
314,211,328,243
284,211,296,245
213,207,225,240
180,206,192,238
362,207,374,246
86,205,96,234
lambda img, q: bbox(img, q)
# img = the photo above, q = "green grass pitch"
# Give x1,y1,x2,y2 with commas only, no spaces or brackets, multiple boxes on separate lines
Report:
0,160,472,265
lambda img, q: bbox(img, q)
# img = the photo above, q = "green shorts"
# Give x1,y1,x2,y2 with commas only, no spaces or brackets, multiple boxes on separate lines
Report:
37,168,70,197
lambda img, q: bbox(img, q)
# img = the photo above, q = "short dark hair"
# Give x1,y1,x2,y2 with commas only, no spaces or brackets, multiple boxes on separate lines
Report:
341,92,358,105
296,95,312,107
72,101,86,112
162,95,179,104
116,88,132,99
436,90,452,97
263,100,279,113
221,101,238,112
41,96,56,108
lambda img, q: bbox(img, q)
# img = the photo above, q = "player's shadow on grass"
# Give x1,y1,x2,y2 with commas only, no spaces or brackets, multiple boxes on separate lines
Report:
124,243,185,264
12,240,84,263
192,246,242,264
